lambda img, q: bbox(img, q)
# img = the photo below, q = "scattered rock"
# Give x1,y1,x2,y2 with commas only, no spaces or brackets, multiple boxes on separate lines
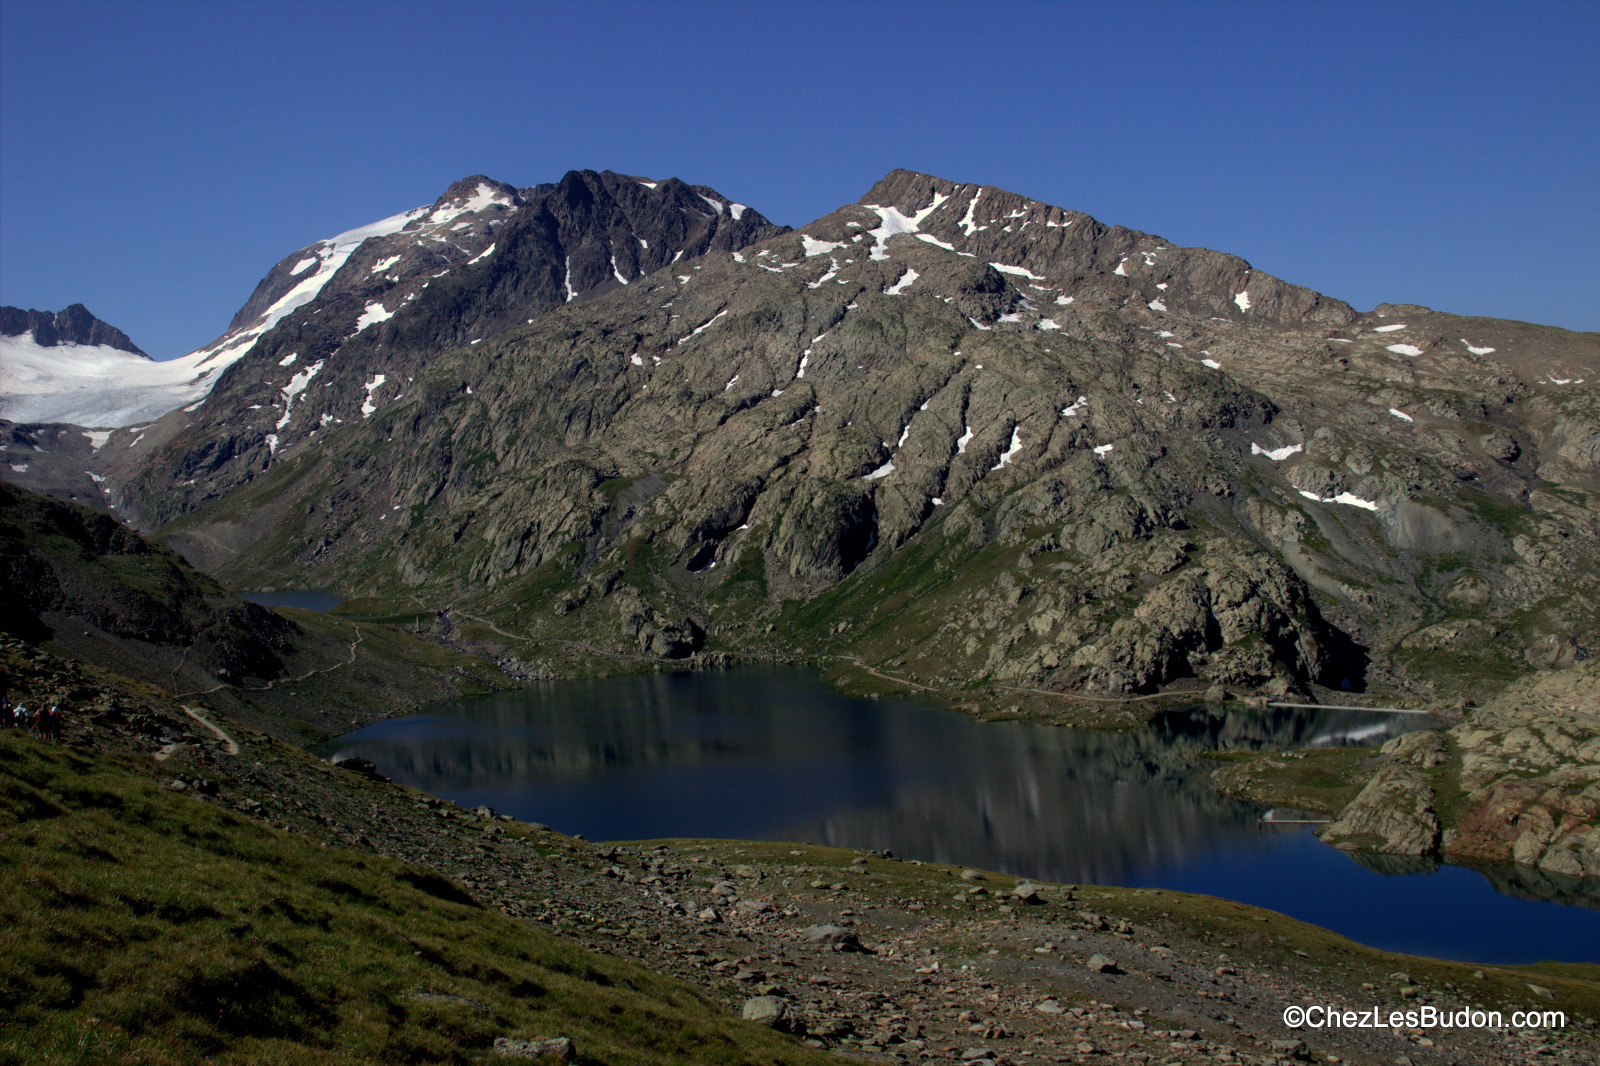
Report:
801,924,864,951
493,1036,575,1060
408,991,489,1012
742,995,792,1030
1086,953,1120,974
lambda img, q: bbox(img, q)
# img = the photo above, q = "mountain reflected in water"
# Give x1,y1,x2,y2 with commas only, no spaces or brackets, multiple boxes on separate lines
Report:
323,668,1430,884
323,668,1600,962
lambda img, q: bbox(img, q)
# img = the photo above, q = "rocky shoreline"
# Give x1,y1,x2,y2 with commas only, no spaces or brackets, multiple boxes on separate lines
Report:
5,636,1598,1065
1214,663,1600,884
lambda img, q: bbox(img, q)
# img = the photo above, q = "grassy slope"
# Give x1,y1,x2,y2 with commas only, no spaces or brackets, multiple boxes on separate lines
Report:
0,736,836,1066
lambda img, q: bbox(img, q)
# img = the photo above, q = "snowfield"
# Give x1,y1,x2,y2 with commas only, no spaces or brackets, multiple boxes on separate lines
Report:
0,334,227,427
0,204,430,428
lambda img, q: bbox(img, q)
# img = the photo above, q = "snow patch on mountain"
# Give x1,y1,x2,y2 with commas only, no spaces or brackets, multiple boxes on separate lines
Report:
991,427,1023,470
361,374,387,418
884,268,919,295
1251,442,1303,461
1,202,439,428
991,262,1045,281
801,235,844,257
0,334,215,427
357,301,395,332
276,360,324,430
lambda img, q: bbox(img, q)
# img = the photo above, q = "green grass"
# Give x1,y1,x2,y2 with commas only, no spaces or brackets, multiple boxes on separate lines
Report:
0,736,836,1066
1208,747,1380,815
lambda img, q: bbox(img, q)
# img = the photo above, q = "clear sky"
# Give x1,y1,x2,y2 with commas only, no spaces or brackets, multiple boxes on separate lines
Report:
2,0,1596,358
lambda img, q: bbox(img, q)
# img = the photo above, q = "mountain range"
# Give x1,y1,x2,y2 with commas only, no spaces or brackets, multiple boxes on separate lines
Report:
3,167,1597,711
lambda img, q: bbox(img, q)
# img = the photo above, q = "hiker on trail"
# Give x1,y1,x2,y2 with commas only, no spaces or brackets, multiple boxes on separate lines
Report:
44,705,61,742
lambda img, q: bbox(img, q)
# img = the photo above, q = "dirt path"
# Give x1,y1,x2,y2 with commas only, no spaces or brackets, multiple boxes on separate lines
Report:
833,654,942,692
171,625,365,700
180,704,239,754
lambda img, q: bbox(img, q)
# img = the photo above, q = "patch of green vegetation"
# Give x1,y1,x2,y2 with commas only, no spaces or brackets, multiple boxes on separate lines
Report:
0,737,836,1066
1456,488,1533,536
1391,643,1525,694
1416,551,1476,589
1208,747,1379,816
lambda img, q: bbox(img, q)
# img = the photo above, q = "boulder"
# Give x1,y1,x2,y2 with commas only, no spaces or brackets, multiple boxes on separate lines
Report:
801,923,864,951
493,1036,575,1060
1317,760,1439,856
742,995,792,1029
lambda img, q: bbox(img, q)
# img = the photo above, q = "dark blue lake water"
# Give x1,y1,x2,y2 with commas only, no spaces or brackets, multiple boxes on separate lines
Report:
322,667,1600,964
239,590,347,613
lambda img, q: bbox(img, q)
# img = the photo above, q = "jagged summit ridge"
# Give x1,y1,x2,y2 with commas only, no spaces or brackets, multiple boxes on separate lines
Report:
93,170,784,523
0,171,782,438
0,304,147,356
844,169,1354,328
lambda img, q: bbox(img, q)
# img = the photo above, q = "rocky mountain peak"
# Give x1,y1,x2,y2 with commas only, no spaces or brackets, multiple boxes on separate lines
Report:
843,169,1355,330
98,169,786,524
433,175,523,210
0,304,147,357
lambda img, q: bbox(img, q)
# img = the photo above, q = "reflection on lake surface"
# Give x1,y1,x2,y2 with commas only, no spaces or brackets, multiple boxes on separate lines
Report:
323,667,1600,963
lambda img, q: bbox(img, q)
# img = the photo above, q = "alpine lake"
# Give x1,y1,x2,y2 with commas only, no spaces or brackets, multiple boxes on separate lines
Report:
318,665,1600,966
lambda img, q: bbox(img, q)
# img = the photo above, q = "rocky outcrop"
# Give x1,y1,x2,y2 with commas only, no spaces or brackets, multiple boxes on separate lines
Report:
613,586,702,659
1444,663,1600,877
1318,732,1447,855
1309,666,1600,878
0,303,147,355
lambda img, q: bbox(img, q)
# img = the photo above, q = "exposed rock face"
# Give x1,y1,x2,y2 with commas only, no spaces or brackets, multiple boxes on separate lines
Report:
1318,732,1445,856
8,168,1599,704
1311,665,1599,877
101,170,785,526
0,304,147,355
1445,664,1600,877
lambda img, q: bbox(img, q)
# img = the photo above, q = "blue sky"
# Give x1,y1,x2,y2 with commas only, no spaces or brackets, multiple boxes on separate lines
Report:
2,0,1595,357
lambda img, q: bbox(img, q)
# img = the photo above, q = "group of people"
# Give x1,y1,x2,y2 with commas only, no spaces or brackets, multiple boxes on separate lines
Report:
0,697,63,741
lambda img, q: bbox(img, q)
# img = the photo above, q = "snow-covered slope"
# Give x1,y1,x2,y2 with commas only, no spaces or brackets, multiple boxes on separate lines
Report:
2,175,779,435
0,205,432,429
0,333,218,427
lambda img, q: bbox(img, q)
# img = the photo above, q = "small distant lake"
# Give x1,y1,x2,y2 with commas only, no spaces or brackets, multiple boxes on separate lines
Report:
322,667,1600,964
239,590,346,613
